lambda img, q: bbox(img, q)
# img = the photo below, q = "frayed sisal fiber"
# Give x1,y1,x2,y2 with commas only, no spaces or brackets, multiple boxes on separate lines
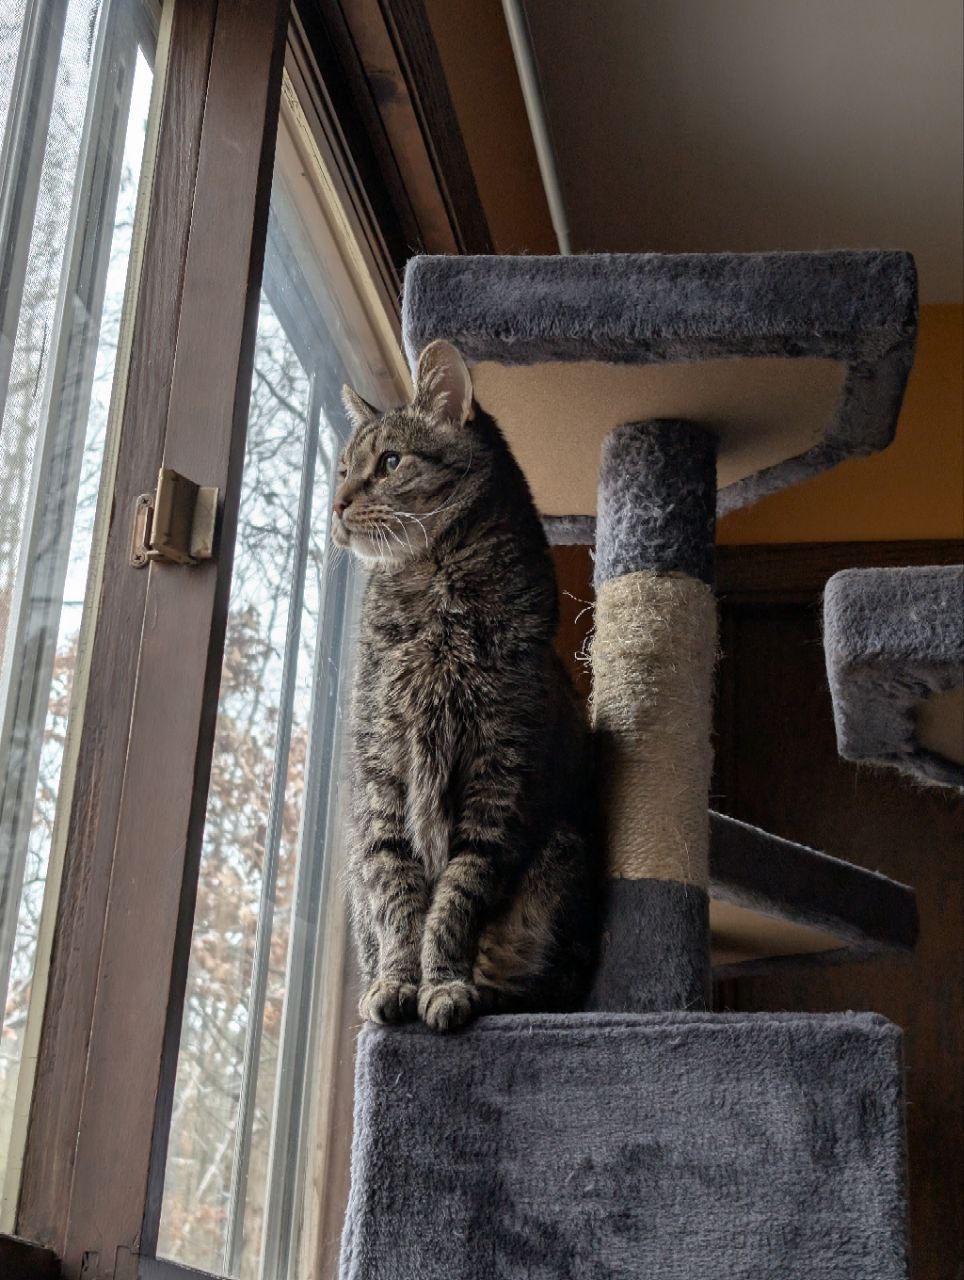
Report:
591,571,717,884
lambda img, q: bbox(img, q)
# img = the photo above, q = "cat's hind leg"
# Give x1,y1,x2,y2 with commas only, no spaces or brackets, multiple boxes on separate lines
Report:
473,826,598,1015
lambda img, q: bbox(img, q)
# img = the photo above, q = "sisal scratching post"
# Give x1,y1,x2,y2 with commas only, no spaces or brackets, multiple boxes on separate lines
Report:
587,421,717,1012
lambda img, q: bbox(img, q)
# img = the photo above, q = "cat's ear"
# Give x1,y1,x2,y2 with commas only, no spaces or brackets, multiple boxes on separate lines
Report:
342,385,378,431
413,339,473,429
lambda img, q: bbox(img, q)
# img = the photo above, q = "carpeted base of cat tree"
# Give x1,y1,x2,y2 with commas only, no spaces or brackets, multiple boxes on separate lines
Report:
824,565,964,788
340,1012,909,1280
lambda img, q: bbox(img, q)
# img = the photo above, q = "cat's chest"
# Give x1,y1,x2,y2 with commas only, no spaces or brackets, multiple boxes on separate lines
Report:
376,601,484,716
365,598,487,874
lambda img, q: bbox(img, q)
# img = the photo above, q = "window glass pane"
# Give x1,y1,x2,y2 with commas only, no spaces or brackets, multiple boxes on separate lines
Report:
0,0,158,1211
158,94,401,1280
0,1,29,142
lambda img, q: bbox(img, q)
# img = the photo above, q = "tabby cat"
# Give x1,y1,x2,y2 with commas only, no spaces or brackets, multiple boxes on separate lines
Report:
334,340,598,1033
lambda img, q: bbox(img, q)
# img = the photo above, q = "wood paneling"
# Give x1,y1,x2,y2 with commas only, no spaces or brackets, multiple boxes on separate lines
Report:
717,537,964,600
0,1233,60,1279
717,597,962,1280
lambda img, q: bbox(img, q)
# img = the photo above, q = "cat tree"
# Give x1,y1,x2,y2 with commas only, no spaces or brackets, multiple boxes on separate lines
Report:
340,251,919,1279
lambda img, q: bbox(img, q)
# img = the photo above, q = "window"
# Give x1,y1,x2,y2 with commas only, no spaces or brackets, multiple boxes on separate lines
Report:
0,3,476,1272
0,0,158,1217
157,88,405,1279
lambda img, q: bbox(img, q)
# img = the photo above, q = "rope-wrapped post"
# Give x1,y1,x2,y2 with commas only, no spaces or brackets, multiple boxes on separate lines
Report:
587,421,718,1012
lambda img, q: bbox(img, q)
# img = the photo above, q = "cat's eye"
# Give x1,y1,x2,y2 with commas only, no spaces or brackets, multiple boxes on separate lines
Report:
381,452,401,475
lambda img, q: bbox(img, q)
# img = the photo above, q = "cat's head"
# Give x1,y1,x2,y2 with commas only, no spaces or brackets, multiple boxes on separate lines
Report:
333,340,481,568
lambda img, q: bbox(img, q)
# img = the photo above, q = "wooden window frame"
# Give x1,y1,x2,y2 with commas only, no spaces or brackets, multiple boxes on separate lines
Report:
2,0,488,1275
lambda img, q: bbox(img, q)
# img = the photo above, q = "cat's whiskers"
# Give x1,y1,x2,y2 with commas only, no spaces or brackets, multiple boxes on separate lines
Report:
413,448,475,520
377,520,408,555
372,524,392,562
395,509,430,550
386,513,417,556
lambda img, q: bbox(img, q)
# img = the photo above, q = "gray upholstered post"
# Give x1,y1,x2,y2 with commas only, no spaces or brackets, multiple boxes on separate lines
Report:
587,420,717,1012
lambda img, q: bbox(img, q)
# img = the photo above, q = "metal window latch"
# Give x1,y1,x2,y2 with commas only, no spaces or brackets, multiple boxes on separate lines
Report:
130,468,219,568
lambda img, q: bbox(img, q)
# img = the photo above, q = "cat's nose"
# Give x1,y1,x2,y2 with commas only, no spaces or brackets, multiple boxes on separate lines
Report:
334,494,352,518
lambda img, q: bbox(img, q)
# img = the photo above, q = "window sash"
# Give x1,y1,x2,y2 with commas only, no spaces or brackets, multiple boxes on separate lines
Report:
0,0,160,1228
0,0,157,1081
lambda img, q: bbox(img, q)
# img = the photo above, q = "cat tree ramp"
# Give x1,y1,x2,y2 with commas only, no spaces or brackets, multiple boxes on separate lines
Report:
340,251,919,1280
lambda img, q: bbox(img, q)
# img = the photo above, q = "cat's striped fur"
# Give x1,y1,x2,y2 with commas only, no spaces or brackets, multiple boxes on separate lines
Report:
335,341,599,1033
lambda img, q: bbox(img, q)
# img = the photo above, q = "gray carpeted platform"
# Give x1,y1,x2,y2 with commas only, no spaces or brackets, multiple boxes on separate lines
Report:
824,565,964,788
341,1012,909,1280
402,251,918,531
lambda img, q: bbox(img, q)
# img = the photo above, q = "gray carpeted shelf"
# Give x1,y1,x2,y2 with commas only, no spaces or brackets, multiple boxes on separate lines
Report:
824,565,964,788
403,251,918,535
707,811,917,975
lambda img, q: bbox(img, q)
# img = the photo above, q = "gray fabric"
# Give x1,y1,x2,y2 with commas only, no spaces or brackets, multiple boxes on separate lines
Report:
595,421,716,587
708,810,917,974
586,880,709,1013
341,1011,908,1280
544,513,597,545
824,565,964,788
402,251,917,516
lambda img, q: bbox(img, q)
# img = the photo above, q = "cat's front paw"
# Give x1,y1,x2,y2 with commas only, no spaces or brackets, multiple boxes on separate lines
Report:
359,979,418,1025
417,979,480,1033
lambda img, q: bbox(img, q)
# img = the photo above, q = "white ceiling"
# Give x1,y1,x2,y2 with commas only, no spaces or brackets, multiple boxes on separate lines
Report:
522,0,963,302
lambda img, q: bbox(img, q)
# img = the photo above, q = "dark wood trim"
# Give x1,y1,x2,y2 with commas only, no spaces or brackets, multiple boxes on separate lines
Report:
717,538,963,602
377,0,494,254
0,1234,60,1279
138,1258,221,1280
17,0,220,1251
301,0,493,269
289,3,416,300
